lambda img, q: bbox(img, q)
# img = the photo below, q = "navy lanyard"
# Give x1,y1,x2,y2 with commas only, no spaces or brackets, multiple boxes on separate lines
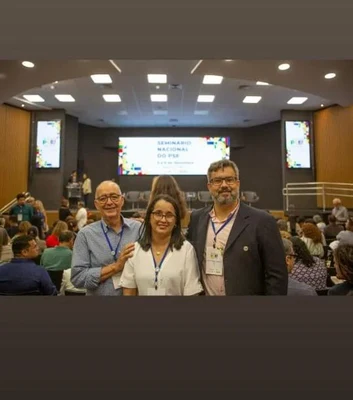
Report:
152,247,169,290
101,222,125,261
211,212,234,248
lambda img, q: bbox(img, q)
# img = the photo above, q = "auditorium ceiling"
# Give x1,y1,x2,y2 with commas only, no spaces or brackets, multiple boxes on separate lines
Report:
0,59,352,128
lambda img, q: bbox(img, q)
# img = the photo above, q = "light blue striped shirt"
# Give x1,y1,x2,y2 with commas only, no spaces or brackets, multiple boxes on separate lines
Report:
71,217,141,296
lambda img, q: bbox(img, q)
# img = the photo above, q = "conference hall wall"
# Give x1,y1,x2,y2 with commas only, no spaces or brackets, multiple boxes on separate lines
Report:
0,104,31,207
78,121,283,210
314,105,353,209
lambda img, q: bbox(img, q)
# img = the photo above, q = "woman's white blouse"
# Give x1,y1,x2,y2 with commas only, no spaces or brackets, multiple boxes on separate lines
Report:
121,240,203,296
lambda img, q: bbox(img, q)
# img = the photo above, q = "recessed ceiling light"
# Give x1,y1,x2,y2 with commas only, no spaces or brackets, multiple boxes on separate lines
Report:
321,104,324,107
54,81,59,84
90,74,112,84
278,63,290,71
22,61,35,68
202,75,223,84
23,95,45,102
194,110,209,115
243,96,262,103
153,110,168,115
103,94,121,102
156,85,160,89
287,97,308,104
256,81,270,86
21,104,25,107
325,72,336,79
50,85,55,90
150,94,168,102
148,74,167,84
197,95,215,103
55,94,75,102
225,60,232,62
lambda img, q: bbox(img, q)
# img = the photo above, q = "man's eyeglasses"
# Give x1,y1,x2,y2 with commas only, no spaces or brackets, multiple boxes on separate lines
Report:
151,211,176,222
209,177,238,186
96,194,122,204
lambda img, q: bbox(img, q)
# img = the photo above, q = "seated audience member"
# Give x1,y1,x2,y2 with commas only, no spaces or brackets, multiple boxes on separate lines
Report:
149,175,188,221
121,194,203,296
0,227,13,264
41,230,75,291
45,221,68,248
10,193,34,222
332,198,349,225
6,215,19,238
0,215,6,228
313,214,326,233
282,238,316,296
75,201,88,230
28,226,47,254
289,236,327,291
12,221,32,241
328,244,353,295
277,219,291,239
297,217,306,236
59,198,73,222
67,219,79,235
0,235,57,295
324,215,344,241
336,218,353,246
300,223,325,258
305,219,327,246
60,268,87,296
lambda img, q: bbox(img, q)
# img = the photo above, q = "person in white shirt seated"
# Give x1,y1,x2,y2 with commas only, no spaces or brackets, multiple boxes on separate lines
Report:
60,268,87,296
75,201,88,230
121,194,203,296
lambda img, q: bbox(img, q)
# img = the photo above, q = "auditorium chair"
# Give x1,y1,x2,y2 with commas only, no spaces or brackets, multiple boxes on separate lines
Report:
242,191,260,207
124,191,141,210
141,191,151,204
185,192,197,209
197,191,213,206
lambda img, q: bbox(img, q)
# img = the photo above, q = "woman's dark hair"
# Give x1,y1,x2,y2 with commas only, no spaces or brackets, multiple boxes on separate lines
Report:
28,226,39,238
334,244,353,284
138,194,185,252
289,236,315,268
150,175,188,220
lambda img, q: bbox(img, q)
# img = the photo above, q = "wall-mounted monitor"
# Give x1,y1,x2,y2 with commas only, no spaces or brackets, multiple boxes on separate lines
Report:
118,137,230,175
285,120,311,168
35,120,62,168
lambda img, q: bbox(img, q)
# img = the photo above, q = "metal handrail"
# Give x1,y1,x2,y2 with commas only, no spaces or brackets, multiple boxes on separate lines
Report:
0,192,31,215
282,182,353,212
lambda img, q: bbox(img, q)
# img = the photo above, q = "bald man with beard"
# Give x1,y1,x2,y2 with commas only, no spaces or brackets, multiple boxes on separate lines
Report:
71,180,141,296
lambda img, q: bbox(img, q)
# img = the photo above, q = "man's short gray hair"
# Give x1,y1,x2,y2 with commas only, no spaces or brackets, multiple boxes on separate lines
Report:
207,160,240,181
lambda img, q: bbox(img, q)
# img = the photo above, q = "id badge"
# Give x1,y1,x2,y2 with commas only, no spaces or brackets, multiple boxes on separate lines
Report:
205,246,224,276
17,213,23,222
147,288,166,296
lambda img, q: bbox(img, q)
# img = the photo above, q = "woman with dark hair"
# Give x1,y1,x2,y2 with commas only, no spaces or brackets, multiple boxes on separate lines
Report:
149,175,188,221
289,236,327,291
328,244,353,295
121,194,203,296
300,222,324,258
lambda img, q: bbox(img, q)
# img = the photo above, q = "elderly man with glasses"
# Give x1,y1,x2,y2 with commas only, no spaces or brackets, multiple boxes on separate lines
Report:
187,159,288,295
71,180,141,296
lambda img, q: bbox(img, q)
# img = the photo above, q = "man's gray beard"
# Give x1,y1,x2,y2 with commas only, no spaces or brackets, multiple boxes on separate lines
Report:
213,192,238,205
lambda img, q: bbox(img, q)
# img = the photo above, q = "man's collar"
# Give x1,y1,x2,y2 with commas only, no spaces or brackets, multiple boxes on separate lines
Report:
100,215,130,232
11,258,36,263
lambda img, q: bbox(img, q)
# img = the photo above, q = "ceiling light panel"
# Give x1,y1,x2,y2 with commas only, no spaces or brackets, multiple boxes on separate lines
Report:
150,94,168,102
197,95,215,102
243,96,262,103
103,94,121,102
148,74,167,83
55,94,75,102
22,61,35,68
90,74,112,84
278,63,290,70
202,75,223,84
287,97,308,104
23,95,45,102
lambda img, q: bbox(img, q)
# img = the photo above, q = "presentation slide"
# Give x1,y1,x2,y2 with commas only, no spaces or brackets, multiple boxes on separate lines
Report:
118,137,230,175
285,121,311,168
36,120,61,168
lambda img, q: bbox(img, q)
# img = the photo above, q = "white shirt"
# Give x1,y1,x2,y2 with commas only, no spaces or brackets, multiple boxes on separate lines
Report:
60,269,87,295
76,207,88,230
121,241,203,296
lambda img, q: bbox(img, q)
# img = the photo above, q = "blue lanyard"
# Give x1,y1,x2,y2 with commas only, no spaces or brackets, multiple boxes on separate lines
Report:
211,212,234,248
101,222,125,261
152,247,169,290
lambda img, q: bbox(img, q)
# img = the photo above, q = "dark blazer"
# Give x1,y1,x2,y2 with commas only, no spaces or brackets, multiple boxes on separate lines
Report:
187,203,288,295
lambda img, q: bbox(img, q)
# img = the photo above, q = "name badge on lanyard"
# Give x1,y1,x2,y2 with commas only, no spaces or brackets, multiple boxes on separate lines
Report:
151,247,169,293
101,222,125,262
